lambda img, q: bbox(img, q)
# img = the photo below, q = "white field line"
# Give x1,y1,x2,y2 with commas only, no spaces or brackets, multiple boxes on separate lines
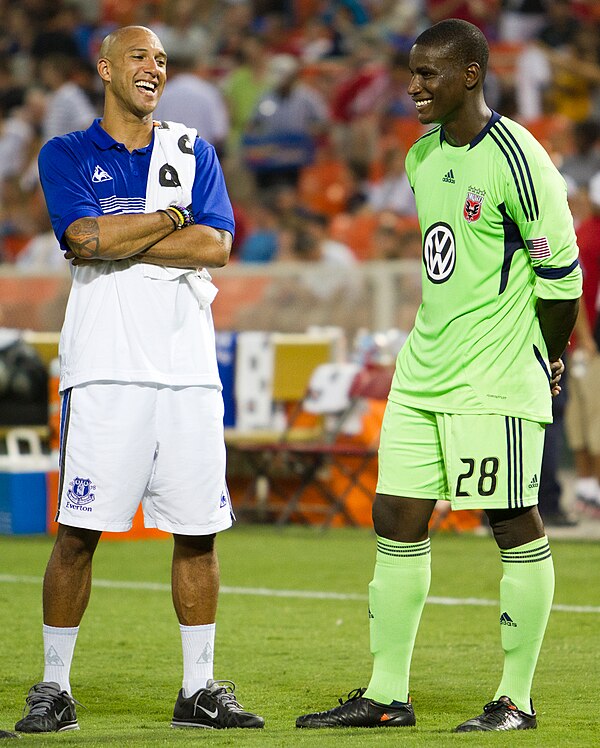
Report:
0,574,598,614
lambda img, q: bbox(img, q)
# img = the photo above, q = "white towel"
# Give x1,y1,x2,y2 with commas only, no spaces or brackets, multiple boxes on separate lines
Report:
146,120,196,214
142,120,218,308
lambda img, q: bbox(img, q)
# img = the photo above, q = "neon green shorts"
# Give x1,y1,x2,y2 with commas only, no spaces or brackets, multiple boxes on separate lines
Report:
377,400,546,510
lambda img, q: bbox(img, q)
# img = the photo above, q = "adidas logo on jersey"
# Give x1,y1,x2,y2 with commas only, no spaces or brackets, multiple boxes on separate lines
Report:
92,165,112,183
500,612,517,627
528,474,539,489
442,169,455,183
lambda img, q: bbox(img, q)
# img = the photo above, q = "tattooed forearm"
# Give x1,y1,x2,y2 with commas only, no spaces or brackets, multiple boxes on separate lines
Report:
66,218,101,258
216,229,229,246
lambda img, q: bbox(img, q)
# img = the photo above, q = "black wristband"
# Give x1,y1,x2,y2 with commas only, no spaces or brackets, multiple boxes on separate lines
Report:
158,208,178,231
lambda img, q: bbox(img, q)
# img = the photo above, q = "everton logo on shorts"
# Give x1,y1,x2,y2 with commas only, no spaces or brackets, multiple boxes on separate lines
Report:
67,477,96,506
463,188,485,223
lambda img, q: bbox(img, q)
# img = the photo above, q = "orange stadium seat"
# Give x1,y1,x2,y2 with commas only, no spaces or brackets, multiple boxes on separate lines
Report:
294,0,321,23
231,361,393,527
329,212,380,260
526,114,574,163
488,40,525,87
298,158,355,217
390,117,429,152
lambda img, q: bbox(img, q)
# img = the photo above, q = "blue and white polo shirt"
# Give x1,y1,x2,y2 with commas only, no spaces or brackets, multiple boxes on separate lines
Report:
39,118,234,391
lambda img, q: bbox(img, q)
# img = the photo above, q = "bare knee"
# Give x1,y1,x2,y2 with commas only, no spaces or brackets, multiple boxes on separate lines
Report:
372,494,436,542
53,524,101,566
173,533,216,558
485,506,545,550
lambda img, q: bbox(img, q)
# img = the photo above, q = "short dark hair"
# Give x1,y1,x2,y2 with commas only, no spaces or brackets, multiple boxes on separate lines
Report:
414,19,489,79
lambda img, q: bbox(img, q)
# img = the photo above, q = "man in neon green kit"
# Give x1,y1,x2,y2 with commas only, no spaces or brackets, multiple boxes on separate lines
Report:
297,19,581,732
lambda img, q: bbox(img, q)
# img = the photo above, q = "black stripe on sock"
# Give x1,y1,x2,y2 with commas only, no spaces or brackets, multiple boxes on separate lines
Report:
501,542,551,563
377,539,431,558
500,551,553,563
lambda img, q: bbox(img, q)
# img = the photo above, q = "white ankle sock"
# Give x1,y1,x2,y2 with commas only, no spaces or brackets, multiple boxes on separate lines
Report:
42,624,79,693
180,623,215,698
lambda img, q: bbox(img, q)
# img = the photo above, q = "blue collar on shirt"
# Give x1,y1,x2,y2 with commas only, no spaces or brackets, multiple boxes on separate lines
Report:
440,110,501,150
87,118,155,153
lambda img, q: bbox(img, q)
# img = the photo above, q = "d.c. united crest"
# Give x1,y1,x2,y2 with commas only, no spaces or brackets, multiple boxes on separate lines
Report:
463,189,485,223
67,477,96,505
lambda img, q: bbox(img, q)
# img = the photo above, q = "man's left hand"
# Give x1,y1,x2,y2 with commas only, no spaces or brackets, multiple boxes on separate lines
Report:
550,358,564,397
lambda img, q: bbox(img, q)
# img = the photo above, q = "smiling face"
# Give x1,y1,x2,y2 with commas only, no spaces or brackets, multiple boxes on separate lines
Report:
98,26,167,120
407,42,470,127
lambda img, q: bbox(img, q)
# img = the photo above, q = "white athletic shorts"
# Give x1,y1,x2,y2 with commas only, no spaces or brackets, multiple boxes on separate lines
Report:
56,383,234,535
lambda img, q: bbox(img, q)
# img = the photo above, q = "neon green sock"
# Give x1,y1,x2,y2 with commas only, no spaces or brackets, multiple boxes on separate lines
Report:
363,536,431,705
494,535,554,713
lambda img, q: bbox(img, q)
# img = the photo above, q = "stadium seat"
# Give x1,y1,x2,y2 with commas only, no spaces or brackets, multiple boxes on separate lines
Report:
298,157,355,217
488,40,525,88
232,362,394,527
526,114,573,163
227,334,335,519
278,362,394,527
389,116,429,153
328,212,381,260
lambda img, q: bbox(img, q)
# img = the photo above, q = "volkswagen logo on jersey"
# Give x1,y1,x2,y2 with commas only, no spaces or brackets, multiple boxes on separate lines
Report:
67,477,96,506
159,163,181,187
423,222,456,283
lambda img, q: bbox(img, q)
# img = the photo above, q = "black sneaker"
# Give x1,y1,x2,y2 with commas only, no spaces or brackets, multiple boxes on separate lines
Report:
171,679,264,729
455,696,537,732
15,682,79,733
296,687,416,728
0,730,19,739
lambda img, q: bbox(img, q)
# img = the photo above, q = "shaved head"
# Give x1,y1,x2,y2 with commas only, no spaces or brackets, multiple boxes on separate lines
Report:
96,25,167,121
99,26,163,62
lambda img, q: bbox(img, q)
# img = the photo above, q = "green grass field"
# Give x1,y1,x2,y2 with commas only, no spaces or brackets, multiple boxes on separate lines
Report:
0,526,599,746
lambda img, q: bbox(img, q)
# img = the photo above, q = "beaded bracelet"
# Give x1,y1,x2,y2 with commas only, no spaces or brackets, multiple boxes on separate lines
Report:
167,204,195,230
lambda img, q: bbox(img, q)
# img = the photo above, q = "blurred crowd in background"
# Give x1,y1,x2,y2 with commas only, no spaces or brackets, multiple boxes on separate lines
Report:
1,0,600,273
2,0,600,524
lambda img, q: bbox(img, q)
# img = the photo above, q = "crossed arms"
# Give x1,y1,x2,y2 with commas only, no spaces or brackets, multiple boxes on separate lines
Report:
65,212,232,269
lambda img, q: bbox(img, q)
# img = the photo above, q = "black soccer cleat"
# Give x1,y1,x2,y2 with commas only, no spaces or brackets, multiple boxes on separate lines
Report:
171,679,264,729
15,681,79,733
296,687,416,728
0,730,20,739
455,695,537,732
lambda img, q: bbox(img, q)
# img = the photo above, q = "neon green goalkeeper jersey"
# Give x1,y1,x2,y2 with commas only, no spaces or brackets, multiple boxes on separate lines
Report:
391,112,582,422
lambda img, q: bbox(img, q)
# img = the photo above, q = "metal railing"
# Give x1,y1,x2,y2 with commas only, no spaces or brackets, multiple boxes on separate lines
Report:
0,259,422,336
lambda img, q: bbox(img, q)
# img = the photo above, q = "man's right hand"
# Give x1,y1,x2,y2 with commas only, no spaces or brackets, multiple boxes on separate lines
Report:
549,358,564,398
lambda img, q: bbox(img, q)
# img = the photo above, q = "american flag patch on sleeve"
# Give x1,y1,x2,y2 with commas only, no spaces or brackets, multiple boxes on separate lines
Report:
526,237,552,261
